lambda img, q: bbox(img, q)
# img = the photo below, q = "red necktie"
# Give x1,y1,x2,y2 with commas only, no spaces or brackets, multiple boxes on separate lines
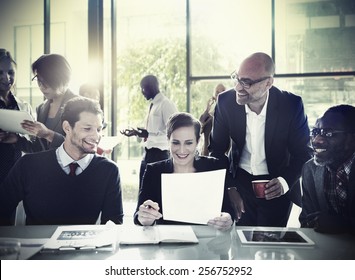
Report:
69,162,79,176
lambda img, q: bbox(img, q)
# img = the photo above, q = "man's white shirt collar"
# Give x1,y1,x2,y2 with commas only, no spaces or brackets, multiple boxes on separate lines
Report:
57,143,94,170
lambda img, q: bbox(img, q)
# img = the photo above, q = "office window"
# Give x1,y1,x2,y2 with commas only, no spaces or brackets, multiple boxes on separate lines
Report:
275,0,355,124
51,0,88,95
114,0,186,160
190,0,272,76
111,0,186,222
275,0,355,74
15,24,44,107
274,76,355,126
0,0,88,109
0,0,43,106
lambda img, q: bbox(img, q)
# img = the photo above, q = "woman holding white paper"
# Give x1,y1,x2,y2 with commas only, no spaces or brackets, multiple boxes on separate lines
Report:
134,112,234,231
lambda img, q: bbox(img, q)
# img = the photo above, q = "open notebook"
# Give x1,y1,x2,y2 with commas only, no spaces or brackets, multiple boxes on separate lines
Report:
119,225,198,245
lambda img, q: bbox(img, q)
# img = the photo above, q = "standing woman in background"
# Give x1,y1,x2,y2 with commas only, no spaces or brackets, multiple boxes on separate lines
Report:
199,83,226,156
14,54,77,152
0,49,34,183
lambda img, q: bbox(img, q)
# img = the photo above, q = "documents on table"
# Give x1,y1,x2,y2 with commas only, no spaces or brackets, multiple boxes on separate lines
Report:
119,225,198,245
161,169,226,224
0,109,34,135
43,221,118,251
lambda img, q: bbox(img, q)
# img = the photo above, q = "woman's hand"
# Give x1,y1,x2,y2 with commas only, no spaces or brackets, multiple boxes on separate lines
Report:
21,120,54,142
207,212,233,231
137,199,163,226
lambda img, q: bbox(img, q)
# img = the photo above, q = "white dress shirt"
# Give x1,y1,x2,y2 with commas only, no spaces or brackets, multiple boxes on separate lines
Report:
56,143,94,175
239,93,269,175
145,92,178,151
239,93,289,192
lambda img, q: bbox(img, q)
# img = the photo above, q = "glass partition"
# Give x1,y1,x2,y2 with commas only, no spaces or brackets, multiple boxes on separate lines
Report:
274,76,355,126
275,0,355,74
51,0,88,97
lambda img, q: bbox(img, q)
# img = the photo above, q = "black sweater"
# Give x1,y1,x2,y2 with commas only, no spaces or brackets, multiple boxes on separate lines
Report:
0,149,123,225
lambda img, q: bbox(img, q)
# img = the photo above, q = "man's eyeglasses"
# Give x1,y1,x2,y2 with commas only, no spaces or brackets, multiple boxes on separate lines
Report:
310,128,348,138
230,72,271,89
31,75,49,89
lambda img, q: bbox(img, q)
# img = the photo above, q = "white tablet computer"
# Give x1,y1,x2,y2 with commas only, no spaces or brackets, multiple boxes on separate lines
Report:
0,109,34,134
237,228,315,246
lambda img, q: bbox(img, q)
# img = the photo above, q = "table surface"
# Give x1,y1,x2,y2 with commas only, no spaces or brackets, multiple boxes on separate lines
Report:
0,224,354,260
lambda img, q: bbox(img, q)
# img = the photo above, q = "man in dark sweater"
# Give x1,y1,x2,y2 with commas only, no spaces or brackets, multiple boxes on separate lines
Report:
0,97,123,225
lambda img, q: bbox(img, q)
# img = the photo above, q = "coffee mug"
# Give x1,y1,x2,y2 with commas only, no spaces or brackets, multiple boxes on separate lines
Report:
252,180,269,198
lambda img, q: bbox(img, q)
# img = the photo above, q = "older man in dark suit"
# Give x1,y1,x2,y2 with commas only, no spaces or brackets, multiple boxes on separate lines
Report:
300,104,355,233
209,52,310,227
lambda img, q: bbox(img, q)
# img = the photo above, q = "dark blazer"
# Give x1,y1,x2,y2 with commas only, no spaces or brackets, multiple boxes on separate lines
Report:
300,159,355,233
15,89,77,152
209,87,311,206
133,156,234,225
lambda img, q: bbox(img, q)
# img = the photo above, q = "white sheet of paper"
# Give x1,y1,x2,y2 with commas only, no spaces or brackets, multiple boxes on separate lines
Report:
161,169,226,224
0,109,34,134
98,136,121,151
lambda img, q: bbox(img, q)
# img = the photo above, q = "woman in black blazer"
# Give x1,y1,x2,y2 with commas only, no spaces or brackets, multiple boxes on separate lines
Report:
15,54,77,152
134,112,234,231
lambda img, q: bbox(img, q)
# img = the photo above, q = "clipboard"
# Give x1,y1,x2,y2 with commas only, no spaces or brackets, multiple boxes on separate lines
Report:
0,109,34,134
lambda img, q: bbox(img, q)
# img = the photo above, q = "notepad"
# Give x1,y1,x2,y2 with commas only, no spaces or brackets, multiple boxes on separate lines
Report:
0,109,34,134
119,225,199,245
43,222,118,251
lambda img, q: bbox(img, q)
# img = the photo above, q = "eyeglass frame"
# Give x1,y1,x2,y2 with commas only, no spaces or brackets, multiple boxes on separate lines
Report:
310,128,349,138
230,72,271,89
31,75,49,89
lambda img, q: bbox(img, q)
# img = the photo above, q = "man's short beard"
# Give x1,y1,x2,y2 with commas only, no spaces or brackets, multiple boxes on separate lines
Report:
313,157,332,167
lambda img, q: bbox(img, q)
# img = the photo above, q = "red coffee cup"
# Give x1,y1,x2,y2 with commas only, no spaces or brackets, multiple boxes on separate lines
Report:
252,180,269,198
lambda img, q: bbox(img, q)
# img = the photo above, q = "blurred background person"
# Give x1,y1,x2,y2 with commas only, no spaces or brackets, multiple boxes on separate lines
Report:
199,83,226,156
0,49,34,184
14,54,77,152
79,82,101,103
121,75,178,189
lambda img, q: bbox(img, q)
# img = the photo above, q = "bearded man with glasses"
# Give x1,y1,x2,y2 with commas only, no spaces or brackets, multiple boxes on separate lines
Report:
300,104,355,233
209,52,310,227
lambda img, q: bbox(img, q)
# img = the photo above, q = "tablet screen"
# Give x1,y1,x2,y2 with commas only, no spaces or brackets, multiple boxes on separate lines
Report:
237,229,314,246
